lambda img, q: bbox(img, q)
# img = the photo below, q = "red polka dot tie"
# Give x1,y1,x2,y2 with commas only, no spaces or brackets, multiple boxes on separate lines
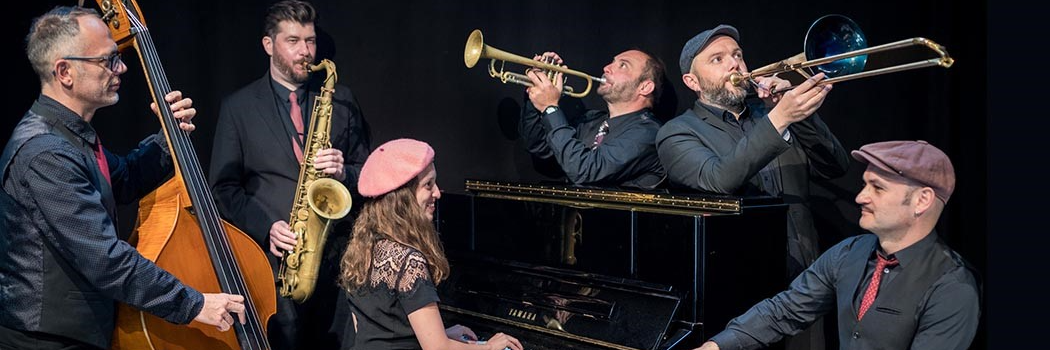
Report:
858,254,899,320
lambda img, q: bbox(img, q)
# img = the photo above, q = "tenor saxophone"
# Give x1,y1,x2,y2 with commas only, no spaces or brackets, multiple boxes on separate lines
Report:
278,59,353,303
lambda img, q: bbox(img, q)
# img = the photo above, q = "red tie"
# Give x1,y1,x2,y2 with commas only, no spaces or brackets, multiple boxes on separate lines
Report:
289,91,305,163
94,137,111,186
858,254,899,320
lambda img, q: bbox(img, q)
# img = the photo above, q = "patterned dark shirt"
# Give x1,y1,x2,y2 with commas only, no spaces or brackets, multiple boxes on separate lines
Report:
0,95,203,345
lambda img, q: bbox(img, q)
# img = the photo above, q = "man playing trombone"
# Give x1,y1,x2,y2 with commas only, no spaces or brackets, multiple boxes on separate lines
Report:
656,25,850,350
520,50,666,190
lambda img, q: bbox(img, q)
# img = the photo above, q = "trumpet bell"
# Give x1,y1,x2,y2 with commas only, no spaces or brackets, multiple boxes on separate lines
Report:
465,29,484,68
805,14,867,78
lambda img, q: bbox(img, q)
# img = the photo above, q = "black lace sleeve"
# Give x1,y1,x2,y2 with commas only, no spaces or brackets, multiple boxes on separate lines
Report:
395,250,440,315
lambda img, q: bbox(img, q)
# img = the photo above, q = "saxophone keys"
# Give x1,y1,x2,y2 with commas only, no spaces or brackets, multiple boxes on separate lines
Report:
293,221,308,233
297,208,311,220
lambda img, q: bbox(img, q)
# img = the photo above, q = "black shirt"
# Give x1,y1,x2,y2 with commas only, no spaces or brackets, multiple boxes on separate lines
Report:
343,239,440,350
520,100,665,189
270,78,310,150
709,232,980,350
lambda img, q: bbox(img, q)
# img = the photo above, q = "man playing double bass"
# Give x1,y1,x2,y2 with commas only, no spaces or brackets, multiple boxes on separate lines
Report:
0,6,244,349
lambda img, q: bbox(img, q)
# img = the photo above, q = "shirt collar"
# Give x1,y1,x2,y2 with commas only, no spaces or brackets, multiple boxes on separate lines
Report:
695,100,749,125
33,94,98,145
269,72,307,105
607,108,652,129
876,230,940,269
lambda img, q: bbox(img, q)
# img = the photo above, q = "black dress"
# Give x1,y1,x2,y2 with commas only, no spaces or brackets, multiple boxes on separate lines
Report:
341,239,440,350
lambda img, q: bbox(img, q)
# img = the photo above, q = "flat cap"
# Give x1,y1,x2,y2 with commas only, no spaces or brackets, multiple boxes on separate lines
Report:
851,140,955,203
680,24,740,75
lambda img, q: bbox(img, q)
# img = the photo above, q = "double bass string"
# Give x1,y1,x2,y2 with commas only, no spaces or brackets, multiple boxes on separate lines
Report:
122,3,268,347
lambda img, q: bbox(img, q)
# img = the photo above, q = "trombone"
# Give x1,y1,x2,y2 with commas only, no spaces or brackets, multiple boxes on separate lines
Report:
730,14,954,93
464,29,606,98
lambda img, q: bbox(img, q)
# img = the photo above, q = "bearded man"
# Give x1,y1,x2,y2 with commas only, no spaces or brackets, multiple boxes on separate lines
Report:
519,49,666,189
656,24,850,350
208,1,370,349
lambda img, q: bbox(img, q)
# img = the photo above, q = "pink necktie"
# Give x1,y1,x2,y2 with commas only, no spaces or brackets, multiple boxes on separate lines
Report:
289,91,305,163
858,254,899,320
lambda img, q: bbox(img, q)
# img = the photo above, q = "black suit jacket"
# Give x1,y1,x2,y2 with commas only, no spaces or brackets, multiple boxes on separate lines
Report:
209,73,370,252
656,99,849,275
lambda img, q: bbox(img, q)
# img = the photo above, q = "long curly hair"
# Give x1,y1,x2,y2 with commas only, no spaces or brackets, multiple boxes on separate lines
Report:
339,172,449,291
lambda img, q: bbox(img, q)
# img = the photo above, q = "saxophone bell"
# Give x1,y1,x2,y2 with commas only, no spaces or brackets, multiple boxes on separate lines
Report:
307,178,352,220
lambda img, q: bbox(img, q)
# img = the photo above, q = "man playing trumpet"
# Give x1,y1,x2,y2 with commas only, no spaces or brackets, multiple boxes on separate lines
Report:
520,49,666,189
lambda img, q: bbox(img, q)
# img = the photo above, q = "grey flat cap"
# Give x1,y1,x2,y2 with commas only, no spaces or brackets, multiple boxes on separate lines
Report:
679,24,740,75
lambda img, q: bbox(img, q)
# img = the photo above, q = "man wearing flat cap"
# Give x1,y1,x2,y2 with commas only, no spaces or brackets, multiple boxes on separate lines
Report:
694,140,980,350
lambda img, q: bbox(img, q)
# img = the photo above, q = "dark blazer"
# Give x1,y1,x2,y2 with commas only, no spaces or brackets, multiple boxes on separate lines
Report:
209,73,370,251
656,99,849,275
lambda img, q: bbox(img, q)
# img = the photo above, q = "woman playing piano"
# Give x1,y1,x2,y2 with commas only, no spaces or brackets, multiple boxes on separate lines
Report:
338,139,523,350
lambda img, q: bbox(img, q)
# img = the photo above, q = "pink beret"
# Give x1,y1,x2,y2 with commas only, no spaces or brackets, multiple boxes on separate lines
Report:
358,139,435,197
851,140,955,203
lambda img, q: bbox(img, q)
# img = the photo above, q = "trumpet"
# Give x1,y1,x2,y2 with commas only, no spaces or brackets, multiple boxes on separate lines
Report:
464,29,606,98
731,14,954,93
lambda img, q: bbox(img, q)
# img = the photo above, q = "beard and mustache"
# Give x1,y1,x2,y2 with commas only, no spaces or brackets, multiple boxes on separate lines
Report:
274,51,313,85
597,75,644,104
698,73,748,111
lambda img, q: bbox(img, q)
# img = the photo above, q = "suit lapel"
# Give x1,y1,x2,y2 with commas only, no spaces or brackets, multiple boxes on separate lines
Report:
688,103,741,158
692,103,732,134
250,76,300,166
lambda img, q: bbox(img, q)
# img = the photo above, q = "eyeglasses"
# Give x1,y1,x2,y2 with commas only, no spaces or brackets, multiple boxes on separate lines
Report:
62,52,123,72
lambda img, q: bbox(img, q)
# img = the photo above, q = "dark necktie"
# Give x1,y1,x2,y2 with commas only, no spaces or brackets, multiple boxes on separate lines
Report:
858,254,899,320
591,120,609,150
94,137,111,186
289,91,305,163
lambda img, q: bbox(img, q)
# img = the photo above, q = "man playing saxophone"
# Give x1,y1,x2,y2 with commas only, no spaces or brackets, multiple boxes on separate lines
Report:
209,1,370,349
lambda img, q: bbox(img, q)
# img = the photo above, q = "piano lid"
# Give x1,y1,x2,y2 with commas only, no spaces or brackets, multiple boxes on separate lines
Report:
438,256,682,350
465,180,777,216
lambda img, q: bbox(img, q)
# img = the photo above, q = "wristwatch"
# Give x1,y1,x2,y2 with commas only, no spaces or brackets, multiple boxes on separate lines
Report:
543,105,560,115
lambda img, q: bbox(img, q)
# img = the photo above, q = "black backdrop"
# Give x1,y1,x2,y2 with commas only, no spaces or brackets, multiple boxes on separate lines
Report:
3,0,1040,349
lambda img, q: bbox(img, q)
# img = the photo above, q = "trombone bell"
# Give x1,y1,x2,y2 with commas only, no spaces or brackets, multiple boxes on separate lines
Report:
731,14,954,92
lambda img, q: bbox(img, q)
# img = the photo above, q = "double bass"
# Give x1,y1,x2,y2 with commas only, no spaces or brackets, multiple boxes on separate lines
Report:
91,1,277,349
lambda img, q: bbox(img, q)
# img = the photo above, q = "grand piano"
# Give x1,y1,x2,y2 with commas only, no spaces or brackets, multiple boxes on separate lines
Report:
433,180,789,350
